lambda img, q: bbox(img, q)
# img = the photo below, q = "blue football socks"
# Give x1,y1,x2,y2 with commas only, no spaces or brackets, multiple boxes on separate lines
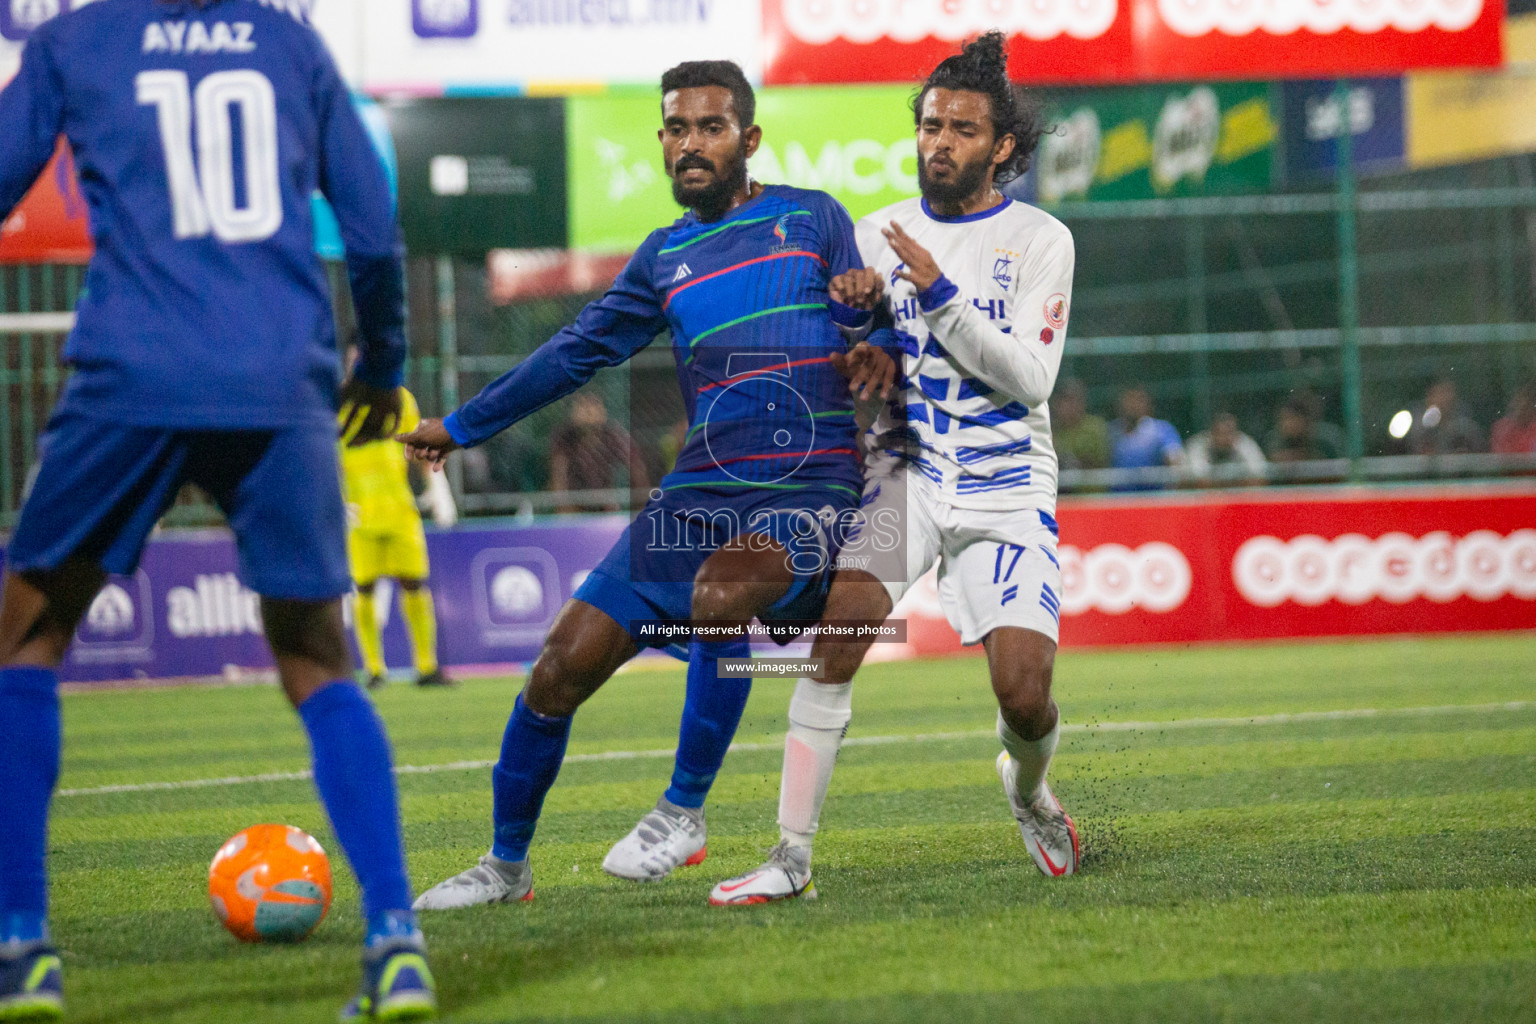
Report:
0,667,60,948
665,638,752,809
298,681,413,930
491,694,572,863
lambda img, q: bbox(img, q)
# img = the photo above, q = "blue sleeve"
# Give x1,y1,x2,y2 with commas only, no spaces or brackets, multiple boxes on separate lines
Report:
815,193,874,334
0,29,65,220
443,236,669,447
312,35,406,390
1159,420,1185,456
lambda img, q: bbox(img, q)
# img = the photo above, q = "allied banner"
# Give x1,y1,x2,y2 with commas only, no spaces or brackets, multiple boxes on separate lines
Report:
895,486,1536,654
27,487,1536,684
568,84,920,253
1028,82,1277,203
359,0,762,93
31,520,630,684
761,0,1504,86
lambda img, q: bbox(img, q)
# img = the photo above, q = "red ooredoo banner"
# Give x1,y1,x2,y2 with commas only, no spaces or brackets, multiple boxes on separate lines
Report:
891,486,1536,655
762,0,1504,85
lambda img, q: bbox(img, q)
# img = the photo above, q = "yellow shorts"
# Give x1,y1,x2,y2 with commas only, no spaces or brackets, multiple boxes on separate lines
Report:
347,519,430,585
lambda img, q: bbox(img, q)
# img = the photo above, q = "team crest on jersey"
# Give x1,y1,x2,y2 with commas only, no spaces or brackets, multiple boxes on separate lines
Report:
991,248,1019,288
0,0,66,42
1044,293,1068,330
769,214,799,254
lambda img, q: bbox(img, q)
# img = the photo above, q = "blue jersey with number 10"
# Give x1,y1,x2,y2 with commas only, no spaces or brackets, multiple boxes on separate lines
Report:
0,0,405,429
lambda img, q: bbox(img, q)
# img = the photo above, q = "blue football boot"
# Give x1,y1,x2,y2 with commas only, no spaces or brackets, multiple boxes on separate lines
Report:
340,939,436,1022
0,943,62,1022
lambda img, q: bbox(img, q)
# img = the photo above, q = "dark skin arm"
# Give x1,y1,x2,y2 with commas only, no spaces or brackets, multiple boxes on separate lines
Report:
338,378,404,447
829,268,898,402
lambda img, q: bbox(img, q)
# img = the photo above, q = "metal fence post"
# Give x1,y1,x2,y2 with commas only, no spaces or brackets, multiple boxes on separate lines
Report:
1335,80,1364,473
435,255,463,501
1185,217,1211,429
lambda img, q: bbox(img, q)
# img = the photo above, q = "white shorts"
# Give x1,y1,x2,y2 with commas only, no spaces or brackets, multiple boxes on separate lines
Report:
836,462,1062,645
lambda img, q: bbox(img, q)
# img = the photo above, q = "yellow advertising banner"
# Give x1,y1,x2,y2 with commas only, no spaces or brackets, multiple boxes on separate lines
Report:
1407,14,1536,169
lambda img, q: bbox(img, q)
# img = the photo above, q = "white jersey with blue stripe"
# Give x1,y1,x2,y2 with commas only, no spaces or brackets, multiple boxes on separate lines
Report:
857,195,1075,513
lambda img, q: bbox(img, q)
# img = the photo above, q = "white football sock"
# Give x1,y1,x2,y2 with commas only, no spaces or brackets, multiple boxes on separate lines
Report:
778,678,853,855
997,711,1059,805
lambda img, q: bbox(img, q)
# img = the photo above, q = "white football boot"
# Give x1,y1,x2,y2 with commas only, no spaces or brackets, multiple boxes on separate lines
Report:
601,798,708,881
708,840,817,906
412,852,534,910
997,751,1080,877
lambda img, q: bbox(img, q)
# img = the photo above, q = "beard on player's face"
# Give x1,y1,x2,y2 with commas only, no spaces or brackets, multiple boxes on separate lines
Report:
669,144,749,219
917,148,994,206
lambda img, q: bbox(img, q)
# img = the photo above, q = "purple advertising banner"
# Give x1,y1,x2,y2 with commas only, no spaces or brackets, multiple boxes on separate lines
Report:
2,520,630,685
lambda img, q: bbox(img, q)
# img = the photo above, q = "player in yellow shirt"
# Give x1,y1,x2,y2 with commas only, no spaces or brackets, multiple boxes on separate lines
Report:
340,386,451,688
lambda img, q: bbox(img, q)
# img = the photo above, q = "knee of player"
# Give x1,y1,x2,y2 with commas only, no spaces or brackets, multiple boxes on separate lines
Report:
526,641,596,716
689,577,765,624
991,652,1055,714
823,569,894,622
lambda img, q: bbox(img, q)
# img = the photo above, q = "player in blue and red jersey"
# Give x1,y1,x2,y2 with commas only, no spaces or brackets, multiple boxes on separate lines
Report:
0,2,432,1019
401,60,896,909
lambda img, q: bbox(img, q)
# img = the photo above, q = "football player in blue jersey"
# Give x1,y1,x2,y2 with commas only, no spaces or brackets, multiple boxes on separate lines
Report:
0,1,432,1019
400,60,896,908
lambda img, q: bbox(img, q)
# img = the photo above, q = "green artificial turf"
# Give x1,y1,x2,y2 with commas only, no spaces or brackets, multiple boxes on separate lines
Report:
48,633,1536,1023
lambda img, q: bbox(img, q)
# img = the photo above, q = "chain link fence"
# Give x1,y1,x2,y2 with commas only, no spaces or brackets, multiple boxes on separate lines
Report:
2,155,1533,525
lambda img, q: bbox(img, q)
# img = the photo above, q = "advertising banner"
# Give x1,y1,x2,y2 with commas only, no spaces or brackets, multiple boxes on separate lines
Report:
0,140,92,264
383,96,567,255
895,486,1536,655
31,520,630,684
568,84,921,253
31,487,1536,684
761,0,1503,86
1279,78,1405,181
1405,12,1536,169
1029,82,1277,204
360,0,761,93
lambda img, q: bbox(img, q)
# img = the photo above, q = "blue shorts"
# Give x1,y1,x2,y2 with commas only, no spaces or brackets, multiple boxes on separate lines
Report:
574,480,858,652
6,412,350,600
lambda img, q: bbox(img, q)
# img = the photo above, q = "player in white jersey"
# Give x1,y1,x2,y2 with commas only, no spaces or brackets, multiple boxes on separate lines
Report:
711,33,1079,906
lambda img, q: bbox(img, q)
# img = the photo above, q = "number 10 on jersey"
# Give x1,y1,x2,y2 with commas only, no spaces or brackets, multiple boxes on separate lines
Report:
136,69,283,244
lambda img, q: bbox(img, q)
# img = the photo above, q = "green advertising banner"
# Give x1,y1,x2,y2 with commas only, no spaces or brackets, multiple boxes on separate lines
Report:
1034,83,1277,203
568,85,922,254
385,97,568,256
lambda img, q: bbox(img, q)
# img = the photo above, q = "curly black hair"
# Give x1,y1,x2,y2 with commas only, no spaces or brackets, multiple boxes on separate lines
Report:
913,32,1044,183
660,60,756,130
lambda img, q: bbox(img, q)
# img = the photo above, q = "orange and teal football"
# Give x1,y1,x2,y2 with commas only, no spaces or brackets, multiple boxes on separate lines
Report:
208,824,332,943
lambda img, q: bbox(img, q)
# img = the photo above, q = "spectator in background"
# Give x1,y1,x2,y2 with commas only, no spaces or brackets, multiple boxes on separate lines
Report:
1051,378,1110,471
1187,412,1267,486
1403,377,1483,455
1110,385,1184,489
549,392,650,512
1265,392,1345,463
1490,381,1536,455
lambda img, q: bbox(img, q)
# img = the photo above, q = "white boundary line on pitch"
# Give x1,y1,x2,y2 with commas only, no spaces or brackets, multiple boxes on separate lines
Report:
55,700,1534,798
